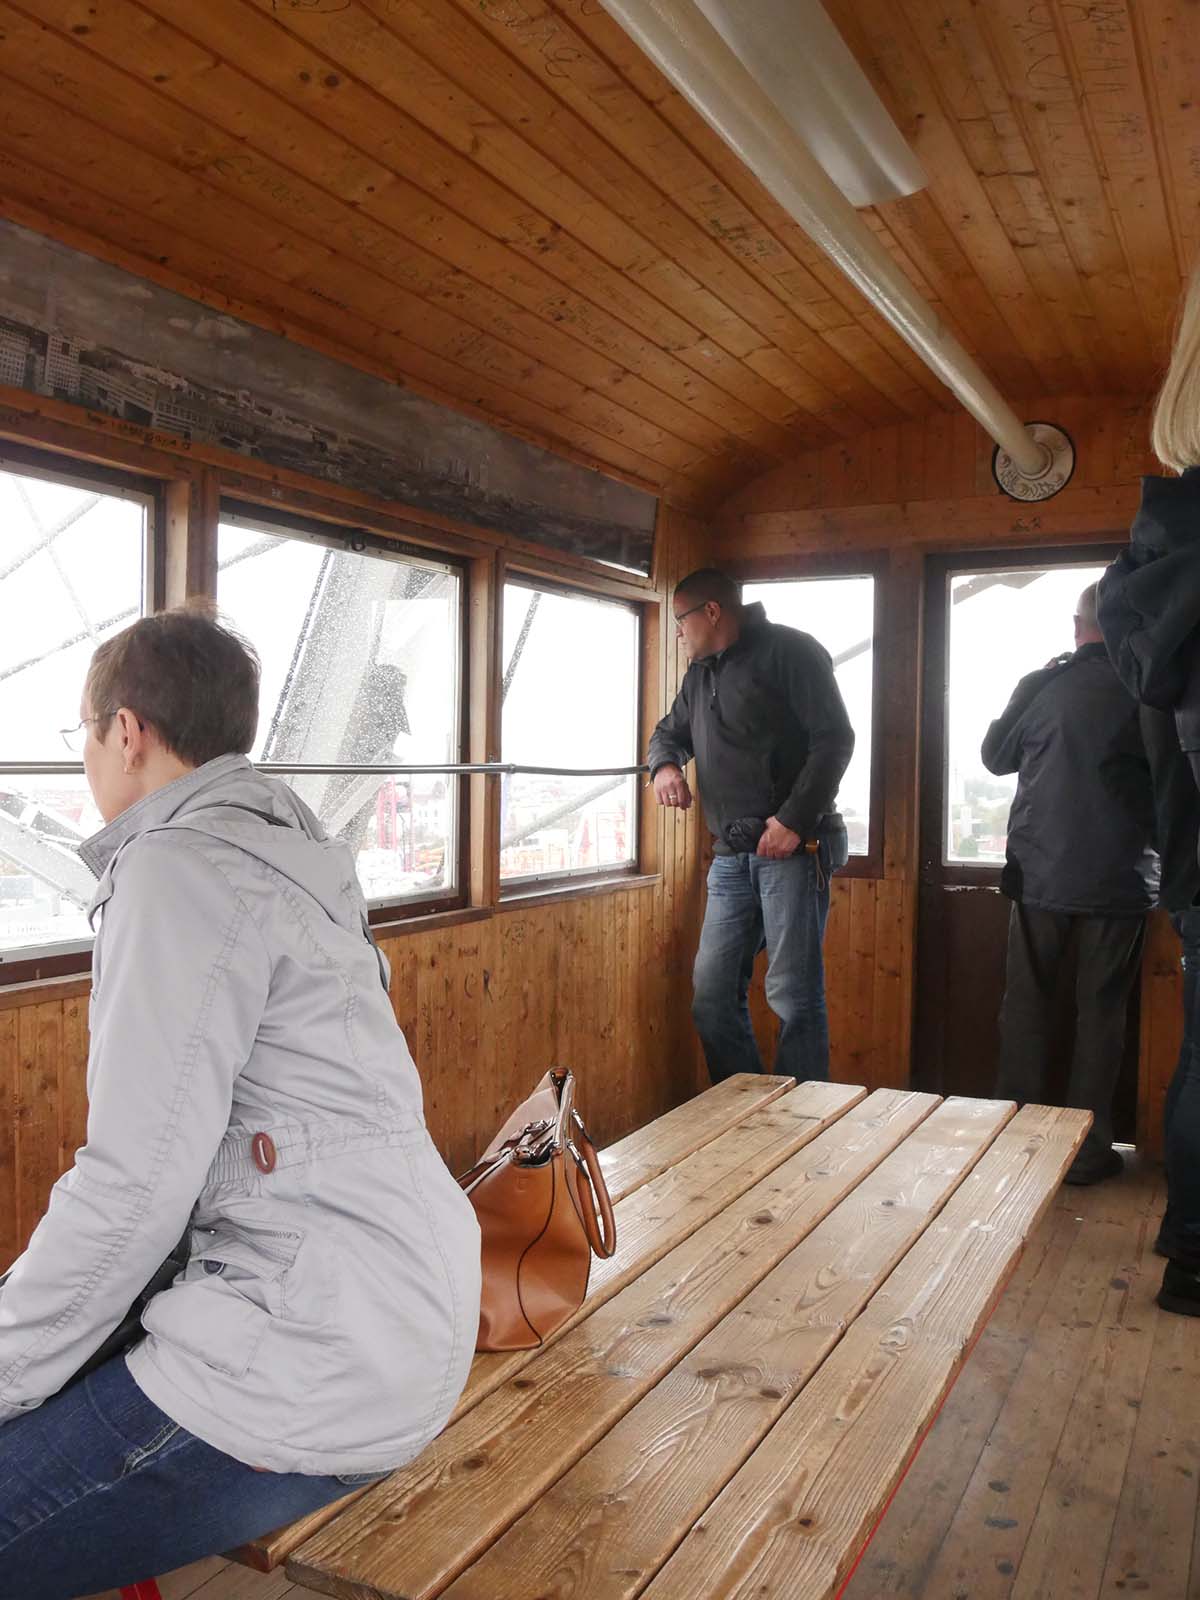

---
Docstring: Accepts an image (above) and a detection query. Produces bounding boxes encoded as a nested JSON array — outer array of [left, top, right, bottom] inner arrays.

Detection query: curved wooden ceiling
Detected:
[[0, 0, 1195, 508]]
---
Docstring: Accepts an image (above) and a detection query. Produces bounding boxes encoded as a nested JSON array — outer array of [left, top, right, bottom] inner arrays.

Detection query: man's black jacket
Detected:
[[1098, 466, 1200, 908], [647, 601, 854, 853], [981, 641, 1156, 915]]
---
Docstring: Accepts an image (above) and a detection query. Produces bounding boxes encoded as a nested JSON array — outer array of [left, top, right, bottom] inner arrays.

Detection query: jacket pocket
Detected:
[[141, 1277, 272, 1380], [142, 1223, 302, 1380]]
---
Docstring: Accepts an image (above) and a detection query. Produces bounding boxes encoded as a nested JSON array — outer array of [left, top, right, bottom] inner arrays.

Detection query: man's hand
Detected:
[[756, 816, 802, 859], [652, 764, 693, 810]]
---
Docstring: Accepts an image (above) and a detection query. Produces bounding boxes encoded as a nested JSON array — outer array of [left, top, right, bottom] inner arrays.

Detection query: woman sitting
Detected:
[[0, 606, 481, 1598]]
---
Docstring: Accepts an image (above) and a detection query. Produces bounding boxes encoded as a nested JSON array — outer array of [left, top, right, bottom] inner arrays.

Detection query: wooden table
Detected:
[[277, 1078, 1088, 1600]]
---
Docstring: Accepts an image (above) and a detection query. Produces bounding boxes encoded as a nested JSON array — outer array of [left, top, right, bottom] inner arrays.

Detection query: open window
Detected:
[[0, 452, 157, 967], [218, 505, 465, 917], [499, 579, 640, 889]]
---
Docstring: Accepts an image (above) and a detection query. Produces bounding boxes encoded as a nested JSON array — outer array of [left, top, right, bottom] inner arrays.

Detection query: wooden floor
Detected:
[[94, 1154, 1198, 1600]]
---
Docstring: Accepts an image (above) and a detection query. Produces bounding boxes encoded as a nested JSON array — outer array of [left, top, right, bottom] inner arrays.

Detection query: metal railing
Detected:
[[0, 761, 650, 778]]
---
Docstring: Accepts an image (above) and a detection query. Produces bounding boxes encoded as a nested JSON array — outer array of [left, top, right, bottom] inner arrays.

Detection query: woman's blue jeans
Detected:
[[691, 829, 847, 1084], [0, 1355, 378, 1599]]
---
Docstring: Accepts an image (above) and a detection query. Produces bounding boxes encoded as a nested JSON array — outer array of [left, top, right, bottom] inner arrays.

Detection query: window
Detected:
[[500, 581, 639, 885], [741, 576, 875, 857], [218, 508, 463, 911], [944, 560, 1110, 864], [0, 459, 154, 960]]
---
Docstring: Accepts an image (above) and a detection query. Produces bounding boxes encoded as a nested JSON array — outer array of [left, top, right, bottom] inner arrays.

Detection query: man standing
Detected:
[[984, 582, 1157, 1184], [648, 569, 854, 1083]]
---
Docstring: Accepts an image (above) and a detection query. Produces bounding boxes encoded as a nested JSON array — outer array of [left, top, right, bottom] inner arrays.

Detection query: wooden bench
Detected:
[[234, 1070, 800, 1572], [277, 1085, 1088, 1600]]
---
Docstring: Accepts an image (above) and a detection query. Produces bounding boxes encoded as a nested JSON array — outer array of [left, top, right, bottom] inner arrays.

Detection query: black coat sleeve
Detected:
[[980, 660, 1067, 775], [773, 635, 855, 837], [1097, 543, 1200, 710], [647, 682, 694, 776]]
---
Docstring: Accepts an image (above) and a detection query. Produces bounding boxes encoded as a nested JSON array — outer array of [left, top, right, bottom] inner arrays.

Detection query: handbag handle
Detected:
[[568, 1113, 617, 1260]]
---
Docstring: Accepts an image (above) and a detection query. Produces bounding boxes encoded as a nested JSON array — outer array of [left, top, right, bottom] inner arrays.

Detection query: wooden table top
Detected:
[[284, 1078, 1089, 1600]]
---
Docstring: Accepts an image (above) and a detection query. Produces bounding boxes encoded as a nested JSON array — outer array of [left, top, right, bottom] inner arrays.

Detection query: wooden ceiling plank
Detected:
[[1137, 0, 1200, 280], [491, 0, 909, 427], [0, 26, 725, 477], [571, 0, 1037, 416], [872, 190, 1040, 397], [0, 166, 696, 504], [971, 0, 1153, 388], [0, 83, 717, 491], [7, 0, 771, 474], [238, 0, 866, 440], [825, 0, 1061, 395], [126, 0, 821, 462], [898, 0, 1111, 392], [382, 0, 907, 427], [1055, 0, 1181, 368]]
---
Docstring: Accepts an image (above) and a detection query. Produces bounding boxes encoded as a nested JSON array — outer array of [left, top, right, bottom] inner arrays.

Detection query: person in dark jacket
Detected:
[[1097, 264, 1200, 1312], [983, 582, 1157, 1185], [1138, 707, 1200, 1257], [647, 568, 854, 1082]]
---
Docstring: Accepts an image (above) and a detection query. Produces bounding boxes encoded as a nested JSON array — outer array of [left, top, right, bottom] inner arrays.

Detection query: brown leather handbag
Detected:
[[458, 1067, 616, 1352]]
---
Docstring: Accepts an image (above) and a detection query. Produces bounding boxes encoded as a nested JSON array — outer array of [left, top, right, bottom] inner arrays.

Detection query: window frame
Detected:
[[218, 499, 472, 925], [0, 445, 163, 983], [921, 542, 1125, 889], [727, 552, 886, 880], [498, 568, 644, 897]]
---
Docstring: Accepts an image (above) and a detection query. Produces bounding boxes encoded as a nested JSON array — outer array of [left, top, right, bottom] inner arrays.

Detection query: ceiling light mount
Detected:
[[991, 422, 1076, 503]]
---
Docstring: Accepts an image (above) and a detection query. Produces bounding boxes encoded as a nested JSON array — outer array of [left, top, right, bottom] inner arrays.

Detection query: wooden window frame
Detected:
[[217, 498, 472, 925], [0, 414, 668, 990], [497, 559, 650, 900], [0, 444, 165, 986], [921, 541, 1126, 891], [725, 551, 887, 881]]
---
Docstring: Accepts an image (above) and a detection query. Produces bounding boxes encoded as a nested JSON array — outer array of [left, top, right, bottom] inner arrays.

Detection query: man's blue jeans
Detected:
[[692, 829, 847, 1084], [0, 1355, 380, 1599]]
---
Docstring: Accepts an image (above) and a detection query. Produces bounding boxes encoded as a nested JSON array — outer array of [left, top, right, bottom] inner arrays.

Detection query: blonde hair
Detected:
[[1152, 267, 1200, 473]]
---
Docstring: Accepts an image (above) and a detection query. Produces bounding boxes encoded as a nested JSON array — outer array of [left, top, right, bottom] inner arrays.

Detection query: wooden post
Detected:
[[468, 551, 502, 910], [162, 468, 219, 607]]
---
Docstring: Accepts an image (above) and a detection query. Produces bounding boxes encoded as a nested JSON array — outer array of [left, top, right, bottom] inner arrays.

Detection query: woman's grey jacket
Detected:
[[0, 755, 481, 1476]]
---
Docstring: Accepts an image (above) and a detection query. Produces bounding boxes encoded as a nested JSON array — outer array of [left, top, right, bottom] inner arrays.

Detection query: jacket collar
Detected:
[[1073, 641, 1110, 664], [79, 752, 253, 880], [697, 600, 768, 665]]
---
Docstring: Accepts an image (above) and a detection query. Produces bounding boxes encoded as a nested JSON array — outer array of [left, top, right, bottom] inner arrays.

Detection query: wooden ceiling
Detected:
[[0, 0, 1196, 509]]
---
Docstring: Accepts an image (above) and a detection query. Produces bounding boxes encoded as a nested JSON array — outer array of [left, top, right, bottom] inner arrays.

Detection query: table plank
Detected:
[[240, 1078, 848, 1573], [288, 1088, 941, 1600], [436, 1097, 1017, 1600], [599, 1074, 797, 1203], [640, 1103, 1090, 1600]]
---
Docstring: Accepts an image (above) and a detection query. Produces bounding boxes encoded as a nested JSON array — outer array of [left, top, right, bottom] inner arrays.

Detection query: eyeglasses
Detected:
[[673, 600, 711, 631], [60, 712, 114, 755]]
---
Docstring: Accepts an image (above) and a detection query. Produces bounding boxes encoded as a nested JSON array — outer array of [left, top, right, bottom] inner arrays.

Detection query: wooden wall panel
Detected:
[[723, 396, 1176, 1154]]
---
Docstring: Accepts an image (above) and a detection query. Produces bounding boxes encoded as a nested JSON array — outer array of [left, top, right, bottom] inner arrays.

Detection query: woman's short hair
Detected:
[[1152, 267, 1200, 474], [86, 604, 260, 767]]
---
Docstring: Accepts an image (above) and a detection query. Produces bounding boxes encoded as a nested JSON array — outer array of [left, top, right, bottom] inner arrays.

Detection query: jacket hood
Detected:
[[79, 754, 358, 931], [1132, 467, 1200, 553]]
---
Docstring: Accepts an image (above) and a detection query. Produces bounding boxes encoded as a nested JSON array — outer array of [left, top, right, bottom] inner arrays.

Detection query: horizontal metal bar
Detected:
[[0, 761, 650, 778]]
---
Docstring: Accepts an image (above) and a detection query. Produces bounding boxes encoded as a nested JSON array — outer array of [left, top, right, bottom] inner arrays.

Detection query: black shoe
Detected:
[[1157, 1260, 1200, 1317], [1063, 1147, 1125, 1186]]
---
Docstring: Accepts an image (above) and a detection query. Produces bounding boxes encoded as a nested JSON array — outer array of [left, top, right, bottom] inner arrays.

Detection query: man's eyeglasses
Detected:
[[60, 712, 114, 755], [673, 600, 710, 631]]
